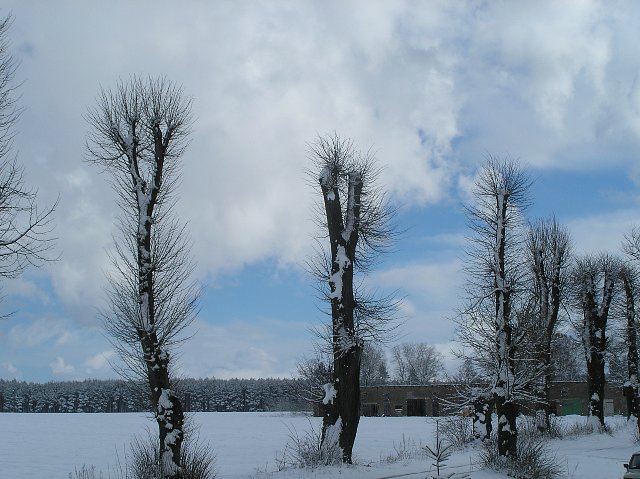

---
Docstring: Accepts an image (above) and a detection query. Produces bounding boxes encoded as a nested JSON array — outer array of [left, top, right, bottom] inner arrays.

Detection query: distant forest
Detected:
[[0, 378, 310, 413]]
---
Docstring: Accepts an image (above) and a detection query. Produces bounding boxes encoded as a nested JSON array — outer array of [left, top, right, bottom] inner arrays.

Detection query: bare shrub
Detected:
[[440, 416, 475, 448], [545, 415, 565, 439], [478, 434, 562, 479], [518, 415, 600, 440], [71, 432, 215, 479], [122, 432, 215, 479], [561, 420, 596, 439], [277, 420, 342, 469], [69, 465, 105, 479], [384, 434, 424, 463]]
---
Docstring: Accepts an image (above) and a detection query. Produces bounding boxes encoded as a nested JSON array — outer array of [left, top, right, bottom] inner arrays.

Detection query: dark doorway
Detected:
[[361, 403, 379, 416], [432, 397, 440, 417], [406, 398, 426, 416]]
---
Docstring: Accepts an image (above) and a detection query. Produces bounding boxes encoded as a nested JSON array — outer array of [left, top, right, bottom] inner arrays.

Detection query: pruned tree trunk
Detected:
[[574, 256, 617, 429], [311, 135, 395, 464], [131, 118, 185, 477], [87, 77, 197, 479], [473, 396, 493, 440], [460, 158, 531, 459], [528, 219, 569, 432], [320, 165, 363, 464], [141, 332, 185, 473], [620, 267, 640, 432], [493, 189, 518, 457]]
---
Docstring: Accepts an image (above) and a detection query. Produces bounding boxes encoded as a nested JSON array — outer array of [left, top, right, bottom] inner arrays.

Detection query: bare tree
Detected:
[[0, 15, 55, 292], [549, 332, 585, 381], [360, 342, 388, 386], [309, 133, 397, 464], [461, 157, 531, 457], [391, 342, 443, 385], [296, 349, 333, 405], [622, 229, 640, 428], [86, 77, 198, 478], [526, 217, 571, 430], [571, 253, 619, 428]]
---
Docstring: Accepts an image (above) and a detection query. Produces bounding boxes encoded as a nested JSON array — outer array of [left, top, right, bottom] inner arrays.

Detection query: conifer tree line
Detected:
[[0, 377, 308, 413]]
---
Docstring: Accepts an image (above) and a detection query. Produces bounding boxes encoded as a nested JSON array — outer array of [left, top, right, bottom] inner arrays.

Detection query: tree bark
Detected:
[[320, 166, 363, 464], [473, 396, 493, 440], [621, 270, 640, 432], [580, 266, 614, 429], [493, 190, 518, 457], [131, 124, 185, 478], [496, 398, 517, 457]]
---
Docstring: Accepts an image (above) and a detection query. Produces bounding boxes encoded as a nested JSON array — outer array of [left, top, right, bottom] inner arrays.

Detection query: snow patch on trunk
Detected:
[[329, 245, 350, 300], [322, 417, 343, 459], [322, 383, 337, 405]]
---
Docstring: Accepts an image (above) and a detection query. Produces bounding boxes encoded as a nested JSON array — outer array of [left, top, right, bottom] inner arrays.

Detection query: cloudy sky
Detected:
[[0, 0, 639, 382]]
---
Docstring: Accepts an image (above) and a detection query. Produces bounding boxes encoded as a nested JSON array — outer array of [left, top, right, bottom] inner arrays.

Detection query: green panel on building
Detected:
[[561, 399, 583, 416]]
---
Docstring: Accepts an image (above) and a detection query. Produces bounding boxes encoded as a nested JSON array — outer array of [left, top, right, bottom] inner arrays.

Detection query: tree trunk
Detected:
[[319, 166, 363, 464], [493, 190, 518, 457], [135, 158, 184, 477], [538, 332, 553, 431], [328, 344, 362, 463], [621, 272, 640, 432], [496, 397, 517, 457], [141, 332, 185, 476], [586, 345, 605, 425], [473, 397, 493, 440], [584, 296, 607, 428]]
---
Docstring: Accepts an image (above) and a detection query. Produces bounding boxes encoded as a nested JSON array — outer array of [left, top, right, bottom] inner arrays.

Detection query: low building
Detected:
[[357, 382, 627, 417]]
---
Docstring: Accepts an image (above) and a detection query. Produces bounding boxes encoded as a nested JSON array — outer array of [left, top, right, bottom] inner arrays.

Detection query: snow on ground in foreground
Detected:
[[0, 412, 637, 478]]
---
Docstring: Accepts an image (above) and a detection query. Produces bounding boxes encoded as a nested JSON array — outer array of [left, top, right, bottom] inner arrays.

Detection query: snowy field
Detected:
[[0, 412, 637, 479]]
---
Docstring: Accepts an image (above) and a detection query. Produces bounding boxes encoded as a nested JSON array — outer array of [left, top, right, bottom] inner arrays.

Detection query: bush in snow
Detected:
[[558, 418, 599, 439], [69, 465, 105, 479], [478, 433, 562, 479], [70, 429, 215, 479], [518, 415, 564, 439], [120, 431, 215, 479], [384, 434, 424, 463], [276, 420, 342, 469], [439, 415, 475, 449]]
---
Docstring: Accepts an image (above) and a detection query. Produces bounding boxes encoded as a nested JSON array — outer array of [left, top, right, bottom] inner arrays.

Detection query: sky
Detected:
[[0, 0, 639, 383]]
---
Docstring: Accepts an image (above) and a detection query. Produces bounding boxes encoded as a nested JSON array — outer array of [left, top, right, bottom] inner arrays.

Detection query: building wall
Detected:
[[357, 382, 627, 417]]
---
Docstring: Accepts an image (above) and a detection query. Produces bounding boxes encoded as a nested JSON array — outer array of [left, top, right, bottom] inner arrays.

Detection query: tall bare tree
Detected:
[[526, 217, 571, 430], [571, 254, 619, 428], [622, 229, 640, 428], [619, 266, 639, 410], [360, 342, 388, 386], [0, 15, 55, 291], [462, 157, 531, 457], [310, 133, 396, 463], [391, 342, 443, 385], [549, 332, 585, 381], [296, 349, 333, 405], [86, 77, 198, 478]]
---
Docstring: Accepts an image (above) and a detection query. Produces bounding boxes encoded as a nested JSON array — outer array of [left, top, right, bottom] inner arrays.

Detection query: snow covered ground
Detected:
[[0, 412, 637, 478]]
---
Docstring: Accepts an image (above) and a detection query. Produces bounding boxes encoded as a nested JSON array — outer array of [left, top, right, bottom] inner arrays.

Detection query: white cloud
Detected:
[[0, 361, 19, 379], [0, 277, 51, 305], [49, 356, 75, 375], [84, 350, 115, 373], [8, 318, 73, 348], [2, 1, 640, 381], [567, 209, 638, 255], [474, 1, 610, 130], [371, 259, 463, 308], [177, 318, 311, 379]]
